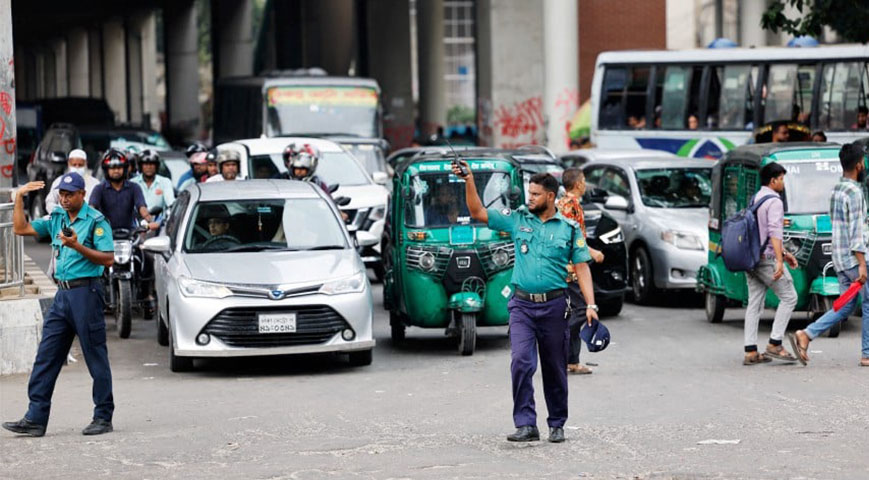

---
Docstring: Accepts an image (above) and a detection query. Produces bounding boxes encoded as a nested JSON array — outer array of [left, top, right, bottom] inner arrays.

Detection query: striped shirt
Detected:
[[829, 177, 869, 272]]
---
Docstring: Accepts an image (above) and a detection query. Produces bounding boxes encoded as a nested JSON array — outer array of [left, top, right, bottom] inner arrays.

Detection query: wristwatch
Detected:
[[587, 304, 599, 312]]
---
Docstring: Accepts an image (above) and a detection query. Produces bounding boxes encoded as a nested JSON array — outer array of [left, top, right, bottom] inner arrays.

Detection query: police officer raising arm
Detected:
[[4, 173, 116, 437], [453, 160, 597, 444]]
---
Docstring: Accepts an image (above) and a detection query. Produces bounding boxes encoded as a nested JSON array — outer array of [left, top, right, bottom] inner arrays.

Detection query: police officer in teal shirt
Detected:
[[454, 161, 598, 444], [4, 173, 116, 438]]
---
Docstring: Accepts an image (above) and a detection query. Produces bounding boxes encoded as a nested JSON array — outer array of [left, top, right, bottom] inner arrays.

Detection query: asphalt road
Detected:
[[1, 241, 868, 479]]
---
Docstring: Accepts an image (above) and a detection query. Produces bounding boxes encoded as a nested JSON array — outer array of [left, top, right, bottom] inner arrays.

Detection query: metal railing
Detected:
[[0, 202, 25, 296]]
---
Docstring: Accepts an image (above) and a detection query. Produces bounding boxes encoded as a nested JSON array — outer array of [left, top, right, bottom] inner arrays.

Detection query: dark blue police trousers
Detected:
[[26, 280, 114, 426], [507, 295, 569, 428]]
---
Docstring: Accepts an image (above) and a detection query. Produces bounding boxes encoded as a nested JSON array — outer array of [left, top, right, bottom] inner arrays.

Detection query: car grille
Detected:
[[202, 305, 350, 348]]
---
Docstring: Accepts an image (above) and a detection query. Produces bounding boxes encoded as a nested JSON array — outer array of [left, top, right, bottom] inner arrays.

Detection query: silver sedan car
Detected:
[[583, 156, 712, 304], [143, 180, 376, 372]]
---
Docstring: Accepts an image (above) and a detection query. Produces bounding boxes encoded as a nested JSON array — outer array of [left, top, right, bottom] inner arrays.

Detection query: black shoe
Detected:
[[548, 427, 565, 443], [506, 425, 540, 442], [82, 418, 113, 436], [2, 418, 46, 437]]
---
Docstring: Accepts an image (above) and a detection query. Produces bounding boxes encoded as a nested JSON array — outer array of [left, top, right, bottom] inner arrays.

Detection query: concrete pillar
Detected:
[[212, 0, 254, 78], [543, 0, 578, 153], [0, 0, 15, 190], [368, 0, 414, 149], [164, 0, 201, 141], [102, 19, 127, 123], [666, 0, 697, 49], [476, 0, 544, 148], [127, 16, 144, 126], [306, 0, 356, 75], [739, 0, 766, 47], [52, 38, 67, 97], [88, 28, 103, 97], [138, 12, 159, 131], [67, 29, 89, 96], [417, 0, 446, 137]]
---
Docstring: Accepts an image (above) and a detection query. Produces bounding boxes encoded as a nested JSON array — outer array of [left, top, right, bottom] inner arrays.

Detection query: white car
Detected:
[[216, 137, 389, 278], [143, 180, 376, 372]]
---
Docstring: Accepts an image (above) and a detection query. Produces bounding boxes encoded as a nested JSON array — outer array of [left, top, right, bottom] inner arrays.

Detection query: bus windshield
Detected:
[[265, 86, 379, 138], [781, 159, 844, 214]]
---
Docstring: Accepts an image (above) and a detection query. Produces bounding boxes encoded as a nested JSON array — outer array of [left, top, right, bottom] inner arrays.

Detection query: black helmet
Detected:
[[185, 142, 208, 158], [140, 149, 160, 165], [101, 148, 129, 175]]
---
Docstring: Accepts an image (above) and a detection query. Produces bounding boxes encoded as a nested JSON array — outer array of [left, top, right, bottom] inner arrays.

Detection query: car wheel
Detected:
[[348, 349, 373, 366], [169, 331, 194, 372], [157, 310, 169, 347], [599, 295, 624, 318], [705, 292, 726, 324], [372, 263, 385, 283], [458, 312, 476, 356], [631, 247, 656, 304], [389, 311, 406, 343]]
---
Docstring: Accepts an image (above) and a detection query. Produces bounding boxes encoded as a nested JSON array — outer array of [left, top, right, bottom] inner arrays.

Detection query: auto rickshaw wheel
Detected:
[[705, 292, 726, 323], [811, 296, 840, 337], [827, 322, 841, 338], [389, 311, 406, 343], [458, 313, 476, 356]]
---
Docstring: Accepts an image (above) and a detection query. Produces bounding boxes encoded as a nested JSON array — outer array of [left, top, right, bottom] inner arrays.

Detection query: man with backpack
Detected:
[[742, 162, 799, 365]]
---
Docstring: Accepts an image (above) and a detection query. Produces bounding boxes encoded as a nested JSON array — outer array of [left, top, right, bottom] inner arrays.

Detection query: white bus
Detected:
[[590, 46, 869, 158]]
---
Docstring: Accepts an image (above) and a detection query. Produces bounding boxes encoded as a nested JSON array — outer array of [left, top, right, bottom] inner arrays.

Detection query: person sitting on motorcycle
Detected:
[[278, 143, 330, 193], [123, 146, 141, 179], [176, 142, 209, 191], [205, 148, 219, 179], [45, 149, 100, 213], [131, 150, 175, 213], [89, 149, 160, 232], [205, 150, 242, 182]]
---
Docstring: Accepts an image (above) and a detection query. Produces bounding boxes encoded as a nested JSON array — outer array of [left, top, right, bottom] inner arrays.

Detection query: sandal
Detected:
[[567, 364, 593, 375], [765, 345, 798, 363], [743, 353, 772, 366], [788, 332, 809, 365], [860, 358, 869, 367]]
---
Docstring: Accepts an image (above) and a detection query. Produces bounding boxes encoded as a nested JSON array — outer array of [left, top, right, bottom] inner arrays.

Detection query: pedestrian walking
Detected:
[[790, 143, 869, 367], [743, 162, 799, 365], [454, 161, 597, 443], [557, 168, 604, 375], [3, 173, 116, 437]]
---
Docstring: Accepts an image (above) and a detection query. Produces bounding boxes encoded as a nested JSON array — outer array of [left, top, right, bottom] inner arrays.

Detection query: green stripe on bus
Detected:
[[719, 137, 736, 150], [676, 139, 699, 157]]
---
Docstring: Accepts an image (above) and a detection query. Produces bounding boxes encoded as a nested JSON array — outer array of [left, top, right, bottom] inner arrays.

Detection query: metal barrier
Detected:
[[0, 202, 25, 296]]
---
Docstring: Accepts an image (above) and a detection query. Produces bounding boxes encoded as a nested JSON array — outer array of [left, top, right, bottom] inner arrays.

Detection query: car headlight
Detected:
[[319, 272, 367, 295], [661, 230, 704, 250], [599, 226, 624, 245], [178, 276, 233, 298], [492, 248, 510, 267], [113, 240, 132, 264], [419, 251, 436, 271]]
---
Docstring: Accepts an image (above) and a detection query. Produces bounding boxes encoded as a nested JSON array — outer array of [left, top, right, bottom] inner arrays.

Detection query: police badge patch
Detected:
[[95, 227, 104, 236], [501, 208, 511, 215], [576, 237, 586, 248], [520, 242, 529, 254]]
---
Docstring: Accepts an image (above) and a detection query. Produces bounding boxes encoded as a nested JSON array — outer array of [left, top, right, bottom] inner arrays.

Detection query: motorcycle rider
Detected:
[[45, 149, 100, 213], [205, 148, 219, 179], [130, 150, 175, 213], [176, 142, 209, 191], [205, 150, 242, 182], [89, 149, 159, 232], [278, 143, 329, 193]]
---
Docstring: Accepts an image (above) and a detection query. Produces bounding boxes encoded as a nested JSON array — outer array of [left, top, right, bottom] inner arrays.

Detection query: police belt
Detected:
[[514, 288, 565, 303], [56, 277, 100, 290]]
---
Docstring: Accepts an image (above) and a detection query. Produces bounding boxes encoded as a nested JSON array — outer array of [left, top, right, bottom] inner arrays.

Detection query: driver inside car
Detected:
[[197, 204, 240, 249]]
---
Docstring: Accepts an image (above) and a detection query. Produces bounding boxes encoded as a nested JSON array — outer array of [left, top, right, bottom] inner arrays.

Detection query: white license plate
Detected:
[[258, 313, 297, 334]]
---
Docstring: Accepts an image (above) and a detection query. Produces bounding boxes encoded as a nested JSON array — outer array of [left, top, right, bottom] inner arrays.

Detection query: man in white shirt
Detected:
[[45, 149, 100, 213], [205, 150, 242, 182]]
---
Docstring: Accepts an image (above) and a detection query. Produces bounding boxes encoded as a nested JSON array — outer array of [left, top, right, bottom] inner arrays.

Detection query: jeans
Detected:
[[805, 265, 869, 357]]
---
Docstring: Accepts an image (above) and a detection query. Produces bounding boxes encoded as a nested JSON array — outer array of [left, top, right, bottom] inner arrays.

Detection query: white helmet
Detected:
[[284, 143, 320, 181]]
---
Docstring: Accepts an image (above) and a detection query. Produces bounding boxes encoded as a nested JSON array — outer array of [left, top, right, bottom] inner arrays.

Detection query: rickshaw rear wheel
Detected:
[[705, 292, 726, 323], [389, 311, 406, 342], [458, 313, 476, 356]]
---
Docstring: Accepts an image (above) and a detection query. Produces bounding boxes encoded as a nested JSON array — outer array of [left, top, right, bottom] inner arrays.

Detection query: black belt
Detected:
[[56, 277, 99, 290], [514, 288, 565, 303]]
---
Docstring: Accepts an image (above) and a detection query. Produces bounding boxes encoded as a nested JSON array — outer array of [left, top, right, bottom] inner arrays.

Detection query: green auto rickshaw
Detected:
[[381, 150, 525, 355], [697, 142, 849, 337]]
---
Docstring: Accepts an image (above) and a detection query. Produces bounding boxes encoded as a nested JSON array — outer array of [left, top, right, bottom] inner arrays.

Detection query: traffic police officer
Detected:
[[3, 173, 116, 437], [454, 161, 598, 444]]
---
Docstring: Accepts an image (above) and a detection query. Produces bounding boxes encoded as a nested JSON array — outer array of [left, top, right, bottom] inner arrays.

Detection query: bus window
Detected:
[[819, 62, 869, 131], [795, 65, 815, 125], [706, 67, 723, 129], [764, 64, 798, 123], [718, 65, 755, 130], [599, 67, 627, 129], [626, 67, 650, 129], [660, 66, 702, 129]]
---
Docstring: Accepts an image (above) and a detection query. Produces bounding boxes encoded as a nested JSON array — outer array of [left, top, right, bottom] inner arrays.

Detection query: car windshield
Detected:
[[265, 86, 379, 138], [405, 171, 512, 227], [635, 167, 712, 208], [184, 198, 347, 253], [249, 151, 371, 186], [345, 144, 386, 175], [781, 159, 843, 214], [110, 131, 171, 151]]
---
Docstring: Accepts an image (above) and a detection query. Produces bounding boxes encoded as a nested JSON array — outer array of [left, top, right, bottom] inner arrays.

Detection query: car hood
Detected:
[[183, 249, 361, 286], [334, 184, 388, 209], [644, 207, 709, 240]]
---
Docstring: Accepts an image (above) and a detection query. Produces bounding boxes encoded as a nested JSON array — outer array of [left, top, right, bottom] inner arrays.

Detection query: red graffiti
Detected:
[[554, 88, 579, 122], [0, 92, 10, 116], [494, 97, 544, 140], [4, 137, 16, 155], [1, 164, 12, 178]]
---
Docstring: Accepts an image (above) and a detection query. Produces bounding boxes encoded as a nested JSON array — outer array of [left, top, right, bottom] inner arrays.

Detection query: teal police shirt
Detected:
[[32, 202, 114, 281], [487, 206, 591, 293]]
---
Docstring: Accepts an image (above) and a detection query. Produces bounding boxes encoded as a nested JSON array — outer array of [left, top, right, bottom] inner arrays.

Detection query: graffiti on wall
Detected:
[[493, 96, 544, 149], [0, 57, 15, 182]]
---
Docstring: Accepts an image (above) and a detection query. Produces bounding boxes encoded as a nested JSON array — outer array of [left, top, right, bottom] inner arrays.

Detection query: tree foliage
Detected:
[[762, 0, 869, 44]]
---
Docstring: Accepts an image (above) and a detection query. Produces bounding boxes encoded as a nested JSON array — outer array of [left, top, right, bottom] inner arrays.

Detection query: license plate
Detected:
[[258, 313, 297, 334]]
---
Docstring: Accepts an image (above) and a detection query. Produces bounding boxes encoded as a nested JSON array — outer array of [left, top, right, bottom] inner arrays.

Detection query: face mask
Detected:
[[69, 166, 87, 177]]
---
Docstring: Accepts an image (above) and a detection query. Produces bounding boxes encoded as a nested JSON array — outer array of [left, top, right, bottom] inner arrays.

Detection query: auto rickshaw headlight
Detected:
[[784, 237, 802, 255], [492, 248, 510, 267], [419, 251, 436, 271]]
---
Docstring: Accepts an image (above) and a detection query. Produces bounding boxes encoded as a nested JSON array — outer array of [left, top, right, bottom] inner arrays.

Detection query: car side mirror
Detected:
[[356, 231, 379, 248], [328, 183, 340, 194], [509, 185, 522, 203], [588, 187, 609, 203], [603, 195, 630, 211], [50, 151, 66, 163], [141, 236, 171, 253], [372, 171, 389, 185], [334, 196, 351, 207]]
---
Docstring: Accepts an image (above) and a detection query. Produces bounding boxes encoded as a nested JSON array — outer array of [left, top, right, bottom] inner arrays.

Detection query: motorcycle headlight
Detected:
[[599, 226, 624, 245], [178, 277, 233, 299], [419, 251, 436, 271], [113, 240, 132, 264], [661, 230, 704, 251], [319, 272, 367, 295], [492, 248, 510, 267]]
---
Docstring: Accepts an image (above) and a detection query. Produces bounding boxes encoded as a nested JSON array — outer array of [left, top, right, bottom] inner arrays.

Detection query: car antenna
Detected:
[[444, 138, 469, 176]]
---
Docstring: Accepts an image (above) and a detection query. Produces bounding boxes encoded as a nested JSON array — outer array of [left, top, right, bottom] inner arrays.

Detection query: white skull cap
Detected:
[[68, 149, 87, 160]]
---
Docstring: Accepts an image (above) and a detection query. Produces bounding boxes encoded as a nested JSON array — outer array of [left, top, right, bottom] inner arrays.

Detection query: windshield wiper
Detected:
[[222, 245, 299, 253], [303, 245, 346, 251]]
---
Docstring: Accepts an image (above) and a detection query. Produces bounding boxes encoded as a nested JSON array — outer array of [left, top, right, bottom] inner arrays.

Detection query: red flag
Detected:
[[833, 281, 864, 312]]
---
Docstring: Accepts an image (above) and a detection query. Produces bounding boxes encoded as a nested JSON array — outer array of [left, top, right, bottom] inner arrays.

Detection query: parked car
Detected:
[[142, 180, 377, 372], [215, 137, 390, 278], [560, 148, 676, 170], [26, 123, 82, 218], [513, 150, 628, 316], [583, 155, 712, 304]]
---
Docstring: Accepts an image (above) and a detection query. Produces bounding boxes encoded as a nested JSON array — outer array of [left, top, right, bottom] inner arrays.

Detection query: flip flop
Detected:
[[860, 358, 869, 367], [765, 346, 798, 363], [788, 333, 809, 366], [743, 353, 772, 365]]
